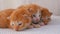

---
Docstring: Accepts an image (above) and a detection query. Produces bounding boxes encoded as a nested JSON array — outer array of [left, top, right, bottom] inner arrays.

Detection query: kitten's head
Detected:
[[31, 9, 41, 23], [27, 4, 42, 23], [10, 14, 31, 31], [41, 8, 52, 25], [10, 8, 32, 31]]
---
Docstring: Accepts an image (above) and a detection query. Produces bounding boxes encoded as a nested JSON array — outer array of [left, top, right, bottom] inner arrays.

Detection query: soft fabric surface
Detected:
[[0, 16, 60, 34]]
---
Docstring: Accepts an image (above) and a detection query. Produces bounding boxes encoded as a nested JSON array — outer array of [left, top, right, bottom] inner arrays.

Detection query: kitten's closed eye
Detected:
[[33, 15, 36, 17], [18, 23, 22, 25], [17, 21, 22, 26]]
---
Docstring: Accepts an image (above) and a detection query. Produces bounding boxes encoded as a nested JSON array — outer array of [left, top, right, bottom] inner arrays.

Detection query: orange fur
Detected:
[[0, 9, 15, 17], [41, 8, 52, 25], [18, 4, 42, 15], [0, 4, 52, 30], [17, 4, 42, 28], [10, 8, 32, 31], [0, 9, 14, 28], [18, 4, 52, 25]]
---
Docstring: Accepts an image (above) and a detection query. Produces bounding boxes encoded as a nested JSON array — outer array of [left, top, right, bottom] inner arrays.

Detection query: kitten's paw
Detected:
[[39, 22, 45, 26], [33, 24, 40, 28]]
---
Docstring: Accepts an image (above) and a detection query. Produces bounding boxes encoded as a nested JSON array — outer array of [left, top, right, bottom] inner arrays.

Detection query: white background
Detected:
[[0, 0, 59, 16]]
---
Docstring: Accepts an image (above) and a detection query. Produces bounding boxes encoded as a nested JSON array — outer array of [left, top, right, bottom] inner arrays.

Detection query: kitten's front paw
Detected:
[[39, 22, 45, 26], [33, 24, 40, 28]]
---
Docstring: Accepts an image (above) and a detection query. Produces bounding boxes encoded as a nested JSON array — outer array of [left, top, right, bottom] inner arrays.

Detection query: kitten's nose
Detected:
[[14, 26, 19, 31], [36, 18, 39, 21]]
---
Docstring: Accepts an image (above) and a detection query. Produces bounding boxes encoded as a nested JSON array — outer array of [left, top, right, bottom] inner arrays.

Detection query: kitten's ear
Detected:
[[27, 8, 32, 12]]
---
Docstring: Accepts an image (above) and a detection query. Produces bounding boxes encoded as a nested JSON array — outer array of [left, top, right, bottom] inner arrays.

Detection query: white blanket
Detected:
[[0, 16, 60, 34]]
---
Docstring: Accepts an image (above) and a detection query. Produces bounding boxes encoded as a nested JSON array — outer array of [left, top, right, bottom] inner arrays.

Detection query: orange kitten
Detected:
[[0, 9, 14, 28], [10, 8, 32, 31], [40, 8, 52, 25], [17, 4, 42, 28]]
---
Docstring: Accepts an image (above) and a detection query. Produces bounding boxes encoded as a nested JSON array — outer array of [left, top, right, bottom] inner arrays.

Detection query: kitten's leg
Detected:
[[32, 24, 40, 28], [39, 22, 45, 26]]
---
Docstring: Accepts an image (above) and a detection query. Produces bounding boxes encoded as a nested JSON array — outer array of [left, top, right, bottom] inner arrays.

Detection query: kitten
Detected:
[[40, 8, 52, 25], [10, 8, 32, 31], [0, 9, 14, 28], [17, 4, 42, 28]]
